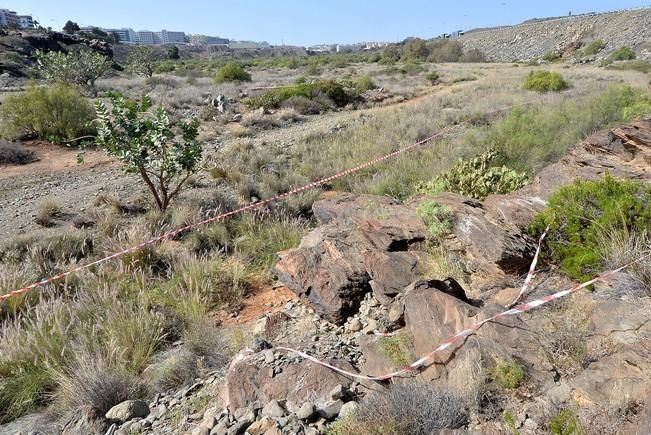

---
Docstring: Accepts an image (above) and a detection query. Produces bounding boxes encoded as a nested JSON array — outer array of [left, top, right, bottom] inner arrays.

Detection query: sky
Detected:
[[10, 1, 648, 46]]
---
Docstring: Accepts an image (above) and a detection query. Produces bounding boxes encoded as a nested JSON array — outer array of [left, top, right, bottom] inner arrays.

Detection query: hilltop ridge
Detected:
[[460, 8, 651, 61]]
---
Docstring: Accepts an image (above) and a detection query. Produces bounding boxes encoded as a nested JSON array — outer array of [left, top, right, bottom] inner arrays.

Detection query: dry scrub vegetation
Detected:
[[0, 46, 650, 428]]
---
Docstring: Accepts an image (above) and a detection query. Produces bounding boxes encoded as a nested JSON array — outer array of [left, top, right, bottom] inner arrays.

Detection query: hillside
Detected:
[[460, 8, 651, 61]]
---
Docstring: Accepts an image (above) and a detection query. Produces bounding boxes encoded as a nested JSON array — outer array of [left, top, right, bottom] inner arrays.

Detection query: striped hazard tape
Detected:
[[0, 129, 451, 303], [277, 253, 651, 381], [0, 98, 539, 304]]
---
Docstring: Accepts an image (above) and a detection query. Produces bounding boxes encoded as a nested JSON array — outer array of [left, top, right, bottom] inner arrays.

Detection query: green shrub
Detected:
[[542, 51, 562, 62], [215, 62, 251, 84], [608, 46, 636, 62], [399, 63, 426, 75], [605, 60, 651, 74], [581, 39, 605, 56], [246, 80, 349, 110], [416, 200, 453, 240], [479, 85, 651, 172], [0, 84, 95, 143], [379, 335, 413, 368], [492, 359, 525, 389], [281, 95, 322, 115], [305, 64, 320, 76], [522, 70, 570, 92], [549, 409, 584, 435], [355, 75, 377, 93], [426, 70, 440, 84], [417, 150, 528, 200], [529, 175, 651, 281], [503, 410, 520, 435]]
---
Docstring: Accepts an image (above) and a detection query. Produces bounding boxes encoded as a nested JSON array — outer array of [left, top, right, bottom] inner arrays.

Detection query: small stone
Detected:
[[247, 416, 276, 435], [210, 421, 228, 435], [263, 349, 275, 364], [105, 400, 150, 423], [192, 425, 211, 435], [202, 414, 217, 430], [296, 402, 315, 420], [261, 400, 285, 418], [388, 301, 404, 325], [233, 407, 255, 425], [316, 400, 343, 420], [227, 420, 250, 435], [346, 318, 363, 333], [361, 318, 378, 334], [329, 384, 346, 401], [339, 401, 359, 419], [251, 337, 272, 352]]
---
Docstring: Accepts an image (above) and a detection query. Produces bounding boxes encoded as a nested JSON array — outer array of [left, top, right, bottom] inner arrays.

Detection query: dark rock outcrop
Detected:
[[274, 193, 427, 324]]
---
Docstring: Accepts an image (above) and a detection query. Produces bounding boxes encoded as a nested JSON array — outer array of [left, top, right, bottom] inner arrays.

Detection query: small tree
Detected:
[[127, 46, 157, 78], [62, 20, 80, 34], [94, 93, 202, 211], [35, 48, 112, 96], [167, 45, 180, 60]]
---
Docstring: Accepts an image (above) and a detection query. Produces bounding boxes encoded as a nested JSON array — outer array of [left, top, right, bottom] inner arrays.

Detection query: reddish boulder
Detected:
[[275, 193, 427, 324], [222, 351, 355, 410]]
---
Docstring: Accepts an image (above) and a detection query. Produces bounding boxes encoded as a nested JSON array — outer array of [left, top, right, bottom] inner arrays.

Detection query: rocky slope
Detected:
[[4, 119, 651, 435], [460, 8, 651, 61], [0, 29, 113, 82]]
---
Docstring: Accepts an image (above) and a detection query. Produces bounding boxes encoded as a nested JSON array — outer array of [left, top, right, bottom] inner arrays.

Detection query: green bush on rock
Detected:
[[529, 174, 651, 281]]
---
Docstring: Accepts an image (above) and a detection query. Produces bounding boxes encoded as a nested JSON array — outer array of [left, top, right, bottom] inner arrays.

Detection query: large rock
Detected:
[[362, 251, 423, 305], [275, 193, 426, 323], [430, 192, 537, 281], [572, 341, 651, 406], [359, 279, 549, 390], [105, 400, 150, 423], [525, 119, 651, 201], [222, 351, 355, 409]]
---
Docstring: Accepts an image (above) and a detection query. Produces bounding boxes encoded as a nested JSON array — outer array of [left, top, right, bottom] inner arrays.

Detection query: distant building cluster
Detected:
[[189, 34, 229, 46], [76, 26, 271, 49], [0, 8, 35, 29], [308, 42, 389, 53], [79, 27, 187, 44]]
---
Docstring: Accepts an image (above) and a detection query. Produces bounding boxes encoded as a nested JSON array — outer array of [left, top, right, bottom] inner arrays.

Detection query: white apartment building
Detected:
[[110, 28, 137, 43], [158, 30, 186, 44], [18, 15, 34, 28], [0, 9, 19, 28], [135, 30, 157, 44], [0, 9, 34, 28]]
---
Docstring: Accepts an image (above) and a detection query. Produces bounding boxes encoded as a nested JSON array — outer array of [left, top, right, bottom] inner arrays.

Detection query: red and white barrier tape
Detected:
[[0, 129, 450, 303], [0, 98, 540, 304], [509, 226, 548, 307], [277, 253, 651, 381]]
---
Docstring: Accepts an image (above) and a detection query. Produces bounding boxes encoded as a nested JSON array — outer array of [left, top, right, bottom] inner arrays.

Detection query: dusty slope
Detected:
[[460, 8, 651, 61]]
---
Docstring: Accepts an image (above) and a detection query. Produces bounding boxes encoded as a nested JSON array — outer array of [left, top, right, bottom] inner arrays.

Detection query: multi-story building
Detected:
[[109, 28, 137, 43], [18, 15, 34, 29], [189, 34, 229, 45], [136, 30, 157, 44], [158, 30, 186, 44], [0, 9, 19, 28]]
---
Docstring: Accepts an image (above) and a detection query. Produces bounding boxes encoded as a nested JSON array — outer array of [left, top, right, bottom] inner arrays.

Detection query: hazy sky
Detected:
[[11, 1, 647, 45]]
